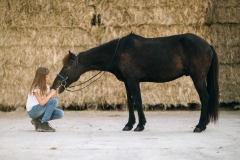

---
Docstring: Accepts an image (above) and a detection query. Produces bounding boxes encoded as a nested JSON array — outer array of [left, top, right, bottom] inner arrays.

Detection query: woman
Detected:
[[26, 67, 64, 132]]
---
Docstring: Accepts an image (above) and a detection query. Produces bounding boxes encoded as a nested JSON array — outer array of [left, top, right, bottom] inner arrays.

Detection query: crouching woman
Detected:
[[26, 67, 64, 132]]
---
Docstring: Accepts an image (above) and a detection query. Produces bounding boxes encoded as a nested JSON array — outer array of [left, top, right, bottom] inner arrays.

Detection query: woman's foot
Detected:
[[31, 119, 41, 131], [37, 122, 56, 132]]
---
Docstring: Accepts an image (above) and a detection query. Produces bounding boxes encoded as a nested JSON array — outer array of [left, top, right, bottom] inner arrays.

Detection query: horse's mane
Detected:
[[61, 33, 134, 65]]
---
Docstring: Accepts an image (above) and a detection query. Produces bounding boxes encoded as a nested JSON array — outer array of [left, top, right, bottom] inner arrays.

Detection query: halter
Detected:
[[56, 38, 121, 92], [57, 54, 78, 90]]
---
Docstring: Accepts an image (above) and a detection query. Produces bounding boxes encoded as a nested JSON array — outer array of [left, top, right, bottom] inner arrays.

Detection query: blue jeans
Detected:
[[27, 98, 64, 123]]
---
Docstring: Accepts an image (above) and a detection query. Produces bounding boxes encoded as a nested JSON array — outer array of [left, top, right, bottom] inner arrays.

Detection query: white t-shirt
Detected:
[[26, 85, 50, 111]]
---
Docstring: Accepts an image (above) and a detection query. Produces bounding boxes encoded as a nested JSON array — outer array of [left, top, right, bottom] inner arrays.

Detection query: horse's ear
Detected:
[[63, 51, 75, 65], [68, 50, 76, 59], [69, 50, 74, 55]]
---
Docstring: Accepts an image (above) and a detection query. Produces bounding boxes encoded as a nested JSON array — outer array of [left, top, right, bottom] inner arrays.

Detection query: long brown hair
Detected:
[[30, 67, 50, 96]]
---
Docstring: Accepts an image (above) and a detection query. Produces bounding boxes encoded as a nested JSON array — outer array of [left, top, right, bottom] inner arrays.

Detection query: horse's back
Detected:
[[117, 33, 213, 82], [122, 33, 211, 54]]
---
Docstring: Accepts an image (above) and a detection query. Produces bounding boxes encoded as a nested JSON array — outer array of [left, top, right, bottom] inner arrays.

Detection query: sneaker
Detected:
[[31, 119, 41, 131], [37, 122, 56, 132]]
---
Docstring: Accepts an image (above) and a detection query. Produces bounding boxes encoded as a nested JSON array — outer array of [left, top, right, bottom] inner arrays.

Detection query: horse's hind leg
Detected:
[[122, 83, 136, 131], [192, 78, 209, 132]]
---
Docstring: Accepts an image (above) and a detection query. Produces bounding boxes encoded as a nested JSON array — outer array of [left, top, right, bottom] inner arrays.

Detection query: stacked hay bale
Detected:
[[0, 0, 239, 111], [208, 0, 240, 103], [0, 0, 96, 110]]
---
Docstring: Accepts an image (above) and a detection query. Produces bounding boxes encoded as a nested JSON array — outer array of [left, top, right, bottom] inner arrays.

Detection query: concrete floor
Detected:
[[0, 110, 239, 160]]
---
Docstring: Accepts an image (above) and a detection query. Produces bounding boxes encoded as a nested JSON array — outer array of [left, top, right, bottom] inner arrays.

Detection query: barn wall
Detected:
[[208, 0, 240, 103], [0, 0, 239, 111]]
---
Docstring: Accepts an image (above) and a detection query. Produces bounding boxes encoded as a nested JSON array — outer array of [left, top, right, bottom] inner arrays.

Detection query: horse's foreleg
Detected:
[[122, 83, 136, 131], [126, 81, 146, 132], [193, 80, 209, 132]]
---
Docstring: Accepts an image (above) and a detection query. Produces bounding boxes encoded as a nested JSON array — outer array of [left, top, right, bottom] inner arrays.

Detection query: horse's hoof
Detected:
[[202, 126, 207, 131], [193, 127, 202, 133], [122, 126, 133, 131], [134, 126, 144, 132]]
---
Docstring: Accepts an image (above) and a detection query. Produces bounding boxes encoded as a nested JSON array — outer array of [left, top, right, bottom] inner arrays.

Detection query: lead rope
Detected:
[[65, 38, 121, 92], [67, 70, 102, 88]]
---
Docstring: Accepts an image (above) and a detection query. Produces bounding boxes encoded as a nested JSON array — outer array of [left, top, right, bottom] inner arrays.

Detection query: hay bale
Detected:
[[210, 24, 240, 48], [210, 24, 240, 64], [208, 0, 240, 23], [209, 0, 240, 104], [219, 64, 240, 103], [99, 0, 208, 27], [0, 0, 239, 111]]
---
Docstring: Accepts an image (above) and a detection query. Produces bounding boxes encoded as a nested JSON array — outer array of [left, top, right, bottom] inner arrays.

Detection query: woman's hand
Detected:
[[49, 89, 56, 96], [50, 89, 58, 98]]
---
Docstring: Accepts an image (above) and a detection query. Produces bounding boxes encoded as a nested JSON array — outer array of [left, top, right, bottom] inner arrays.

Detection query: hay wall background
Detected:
[[208, 0, 240, 103], [0, 0, 239, 111]]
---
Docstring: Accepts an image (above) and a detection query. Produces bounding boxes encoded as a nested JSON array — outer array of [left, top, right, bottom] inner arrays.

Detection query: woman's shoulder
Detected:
[[32, 86, 40, 93]]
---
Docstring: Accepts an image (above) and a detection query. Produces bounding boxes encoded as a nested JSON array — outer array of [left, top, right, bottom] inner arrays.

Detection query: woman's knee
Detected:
[[59, 110, 64, 118], [52, 109, 64, 120], [48, 98, 58, 106]]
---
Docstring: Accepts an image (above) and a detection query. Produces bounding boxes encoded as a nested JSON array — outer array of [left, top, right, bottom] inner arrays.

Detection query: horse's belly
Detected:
[[140, 69, 187, 83]]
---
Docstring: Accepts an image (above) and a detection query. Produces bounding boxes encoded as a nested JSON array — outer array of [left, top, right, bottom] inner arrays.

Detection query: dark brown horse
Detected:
[[51, 33, 219, 132]]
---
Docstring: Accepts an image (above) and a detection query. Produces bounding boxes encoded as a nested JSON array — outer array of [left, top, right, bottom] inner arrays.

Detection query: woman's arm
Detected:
[[34, 89, 57, 106]]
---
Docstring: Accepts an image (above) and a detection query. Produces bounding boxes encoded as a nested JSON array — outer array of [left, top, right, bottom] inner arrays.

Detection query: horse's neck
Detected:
[[81, 46, 113, 71]]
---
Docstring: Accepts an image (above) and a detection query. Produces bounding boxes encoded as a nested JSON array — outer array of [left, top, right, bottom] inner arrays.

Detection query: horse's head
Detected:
[[51, 51, 81, 94]]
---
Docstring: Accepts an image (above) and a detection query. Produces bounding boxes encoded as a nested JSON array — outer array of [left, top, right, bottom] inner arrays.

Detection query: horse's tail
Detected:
[[207, 45, 220, 123]]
